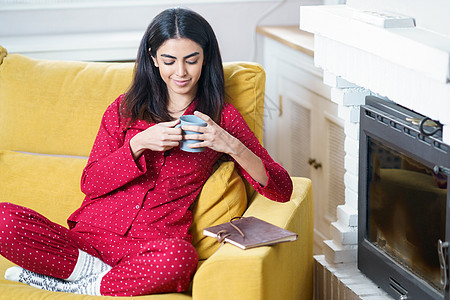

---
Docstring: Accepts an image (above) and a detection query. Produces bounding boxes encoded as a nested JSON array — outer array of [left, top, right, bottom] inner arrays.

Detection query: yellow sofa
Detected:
[[0, 46, 313, 300]]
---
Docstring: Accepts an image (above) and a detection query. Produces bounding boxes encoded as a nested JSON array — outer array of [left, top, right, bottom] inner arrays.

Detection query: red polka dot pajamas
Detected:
[[0, 95, 293, 296]]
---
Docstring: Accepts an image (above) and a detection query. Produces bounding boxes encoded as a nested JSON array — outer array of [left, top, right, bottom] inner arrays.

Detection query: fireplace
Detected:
[[358, 96, 450, 299], [299, 2, 450, 298]]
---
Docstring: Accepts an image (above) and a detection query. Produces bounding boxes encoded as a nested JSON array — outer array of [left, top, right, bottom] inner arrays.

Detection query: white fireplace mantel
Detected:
[[300, 4, 450, 144], [300, 5, 450, 83]]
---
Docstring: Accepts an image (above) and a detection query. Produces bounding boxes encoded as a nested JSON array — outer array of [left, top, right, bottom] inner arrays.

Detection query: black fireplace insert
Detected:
[[358, 96, 450, 300]]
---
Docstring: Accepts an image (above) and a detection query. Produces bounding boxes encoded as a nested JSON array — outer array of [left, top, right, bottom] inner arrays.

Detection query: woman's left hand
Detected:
[[182, 111, 240, 155]]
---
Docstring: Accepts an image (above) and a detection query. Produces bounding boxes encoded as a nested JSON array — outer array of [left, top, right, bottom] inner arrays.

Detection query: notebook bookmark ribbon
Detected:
[[230, 216, 245, 239], [215, 216, 245, 243]]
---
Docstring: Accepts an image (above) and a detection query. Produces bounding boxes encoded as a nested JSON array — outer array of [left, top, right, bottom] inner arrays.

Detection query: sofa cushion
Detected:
[[190, 161, 247, 260], [223, 62, 265, 145], [0, 53, 134, 157], [0, 150, 87, 226]]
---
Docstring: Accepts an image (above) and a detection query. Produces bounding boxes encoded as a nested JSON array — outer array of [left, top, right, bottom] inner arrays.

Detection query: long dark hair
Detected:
[[121, 7, 224, 124]]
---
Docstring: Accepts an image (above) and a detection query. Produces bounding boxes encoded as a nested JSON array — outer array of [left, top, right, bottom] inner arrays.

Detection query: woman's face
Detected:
[[151, 38, 204, 102]]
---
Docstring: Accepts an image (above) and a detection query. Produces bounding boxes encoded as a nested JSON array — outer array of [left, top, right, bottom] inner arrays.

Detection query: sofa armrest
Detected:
[[192, 177, 313, 300]]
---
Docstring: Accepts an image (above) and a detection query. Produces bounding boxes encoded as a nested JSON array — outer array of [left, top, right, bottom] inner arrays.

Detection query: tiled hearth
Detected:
[[300, 3, 450, 300]]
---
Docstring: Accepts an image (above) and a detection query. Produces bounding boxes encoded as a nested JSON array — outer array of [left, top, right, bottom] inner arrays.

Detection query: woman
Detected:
[[0, 7, 292, 297]]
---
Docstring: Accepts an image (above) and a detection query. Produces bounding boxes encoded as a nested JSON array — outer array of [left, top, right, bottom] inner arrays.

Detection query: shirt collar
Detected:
[[183, 98, 198, 116]]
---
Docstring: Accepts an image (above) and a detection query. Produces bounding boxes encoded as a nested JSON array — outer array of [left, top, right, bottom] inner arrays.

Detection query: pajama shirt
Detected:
[[0, 95, 293, 296]]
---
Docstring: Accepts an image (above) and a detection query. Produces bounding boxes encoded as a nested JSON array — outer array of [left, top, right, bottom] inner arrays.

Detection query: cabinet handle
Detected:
[[308, 158, 322, 169], [278, 95, 283, 117]]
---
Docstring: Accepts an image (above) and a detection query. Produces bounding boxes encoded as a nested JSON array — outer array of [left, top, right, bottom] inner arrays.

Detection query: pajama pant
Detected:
[[0, 202, 198, 296]]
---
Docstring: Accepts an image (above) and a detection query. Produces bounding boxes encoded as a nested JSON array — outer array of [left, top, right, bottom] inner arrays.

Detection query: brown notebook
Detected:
[[203, 216, 298, 250]]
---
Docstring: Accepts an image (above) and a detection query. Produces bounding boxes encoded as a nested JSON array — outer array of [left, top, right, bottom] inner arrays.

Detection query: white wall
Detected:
[[0, 0, 323, 62]]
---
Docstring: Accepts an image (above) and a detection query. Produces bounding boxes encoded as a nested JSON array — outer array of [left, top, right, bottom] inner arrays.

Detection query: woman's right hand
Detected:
[[129, 119, 182, 159]]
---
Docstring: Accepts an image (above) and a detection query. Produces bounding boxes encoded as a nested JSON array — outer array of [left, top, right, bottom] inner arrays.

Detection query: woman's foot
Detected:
[[5, 265, 108, 295]]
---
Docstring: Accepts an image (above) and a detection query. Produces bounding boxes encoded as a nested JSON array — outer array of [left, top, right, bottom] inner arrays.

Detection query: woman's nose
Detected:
[[176, 62, 187, 76]]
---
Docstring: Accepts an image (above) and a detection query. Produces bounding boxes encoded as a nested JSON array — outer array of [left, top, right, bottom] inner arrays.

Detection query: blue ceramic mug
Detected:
[[176, 115, 207, 152]]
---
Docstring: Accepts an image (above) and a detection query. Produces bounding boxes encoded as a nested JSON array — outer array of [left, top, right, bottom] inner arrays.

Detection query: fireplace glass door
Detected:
[[367, 136, 447, 293], [359, 96, 450, 300]]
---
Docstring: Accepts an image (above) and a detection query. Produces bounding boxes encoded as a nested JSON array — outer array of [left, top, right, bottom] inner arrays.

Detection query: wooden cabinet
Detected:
[[257, 27, 346, 253]]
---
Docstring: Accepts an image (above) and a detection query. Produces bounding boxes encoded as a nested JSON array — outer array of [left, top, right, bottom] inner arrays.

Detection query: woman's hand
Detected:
[[181, 111, 239, 155], [183, 111, 269, 186], [130, 119, 182, 159]]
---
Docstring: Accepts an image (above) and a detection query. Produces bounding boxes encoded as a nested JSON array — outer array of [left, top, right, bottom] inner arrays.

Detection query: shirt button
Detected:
[[135, 205, 140, 210]]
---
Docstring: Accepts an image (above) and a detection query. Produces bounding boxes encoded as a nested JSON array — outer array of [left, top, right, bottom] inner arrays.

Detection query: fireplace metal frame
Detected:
[[358, 96, 450, 300]]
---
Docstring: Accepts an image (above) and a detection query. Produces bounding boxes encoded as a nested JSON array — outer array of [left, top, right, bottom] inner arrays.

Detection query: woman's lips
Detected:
[[173, 79, 190, 87]]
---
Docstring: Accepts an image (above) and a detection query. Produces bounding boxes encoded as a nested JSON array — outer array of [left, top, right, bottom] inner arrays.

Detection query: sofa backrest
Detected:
[[0, 46, 265, 157]]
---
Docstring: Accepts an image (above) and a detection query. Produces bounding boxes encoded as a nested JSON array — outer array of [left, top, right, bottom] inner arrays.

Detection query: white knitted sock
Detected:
[[5, 266, 108, 296], [66, 249, 111, 281]]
